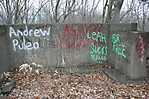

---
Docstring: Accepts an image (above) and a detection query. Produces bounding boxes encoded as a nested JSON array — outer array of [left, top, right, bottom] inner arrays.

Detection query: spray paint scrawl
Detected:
[[12, 37, 39, 51], [9, 26, 50, 51]]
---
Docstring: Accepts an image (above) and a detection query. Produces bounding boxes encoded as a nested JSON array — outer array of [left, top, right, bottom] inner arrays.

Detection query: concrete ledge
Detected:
[[103, 68, 149, 84]]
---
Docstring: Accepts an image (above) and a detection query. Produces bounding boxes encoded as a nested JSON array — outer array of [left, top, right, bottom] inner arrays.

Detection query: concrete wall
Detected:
[[0, 26, 10, 75], [108, 32, 148, 79], [0, 23, 148, 79]]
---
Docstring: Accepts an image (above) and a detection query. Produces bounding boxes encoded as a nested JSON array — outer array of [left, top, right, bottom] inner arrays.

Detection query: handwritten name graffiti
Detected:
[[111, 34, 126, 58], [87, 32, 127, 63], [87, 32, 107, 63], [9, 26, 50, 51], [136, 35, 145, 62]]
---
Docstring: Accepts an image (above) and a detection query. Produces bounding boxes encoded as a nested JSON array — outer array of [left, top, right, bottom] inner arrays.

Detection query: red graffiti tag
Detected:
[[60, 24, 104, 48], [136, 35, 145, 62]]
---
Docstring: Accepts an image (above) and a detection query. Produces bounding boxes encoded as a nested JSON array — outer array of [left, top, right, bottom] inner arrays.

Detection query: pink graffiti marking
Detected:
[[59, 24, 104, 48], [136, 35, 145, 62]]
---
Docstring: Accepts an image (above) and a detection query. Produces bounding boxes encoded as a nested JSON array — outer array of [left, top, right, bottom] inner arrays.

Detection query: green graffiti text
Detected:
[[87, 32, 106, 43], [87, 32, 127, 63], [89, 44, 108, 63], [111, 33, 126, 58]]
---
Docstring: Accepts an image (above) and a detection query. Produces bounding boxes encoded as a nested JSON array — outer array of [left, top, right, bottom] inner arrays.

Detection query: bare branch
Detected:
[[92, 0, 101, 16], [54, 0, 61, 22], [102, 0, 108, 23], [31, 0, 49, 23]]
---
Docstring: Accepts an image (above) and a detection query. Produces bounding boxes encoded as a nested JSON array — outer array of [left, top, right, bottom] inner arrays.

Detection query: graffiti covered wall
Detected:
[[0, 23, 148, 79]]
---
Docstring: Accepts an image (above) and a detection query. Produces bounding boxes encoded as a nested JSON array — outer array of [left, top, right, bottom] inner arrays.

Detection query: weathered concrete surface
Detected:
[[108, 32, 148, 80], [0, 26, 10, 75], [127, 34, 145, 79], [0, 23, 148, 81], [0, 25, 25, 77], [127, 33, 148, 79]]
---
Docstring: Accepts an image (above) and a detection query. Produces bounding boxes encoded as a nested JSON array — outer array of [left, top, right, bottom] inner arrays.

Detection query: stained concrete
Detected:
[[0, 23, 148, 81]]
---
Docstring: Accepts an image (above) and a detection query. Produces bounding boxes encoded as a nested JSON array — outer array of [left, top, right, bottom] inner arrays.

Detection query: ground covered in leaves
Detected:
[[7, 70, 149, 99]]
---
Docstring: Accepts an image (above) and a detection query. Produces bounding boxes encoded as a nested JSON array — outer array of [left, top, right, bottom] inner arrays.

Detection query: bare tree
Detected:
[[30, 0, 49, 23], [0, 0, 49, 24], [48, 0, 80, 23], [120, 0, 134, 22], [102, 0, 124, 24], [139, 0, 149, 31], [121, 0, 149, 31], [111, 0, 124, 23], [0, 0, 33, 24]]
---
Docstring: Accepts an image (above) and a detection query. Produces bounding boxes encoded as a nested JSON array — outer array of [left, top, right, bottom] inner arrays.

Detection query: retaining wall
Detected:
[[0, 23, 148, 79]]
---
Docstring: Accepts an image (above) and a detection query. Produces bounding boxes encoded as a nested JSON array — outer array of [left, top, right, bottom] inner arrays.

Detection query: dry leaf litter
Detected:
[[3, 63, 148, 99]]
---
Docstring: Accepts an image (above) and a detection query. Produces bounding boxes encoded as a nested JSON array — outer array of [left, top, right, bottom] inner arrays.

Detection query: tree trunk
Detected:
[[111, 0, 124, 23]]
